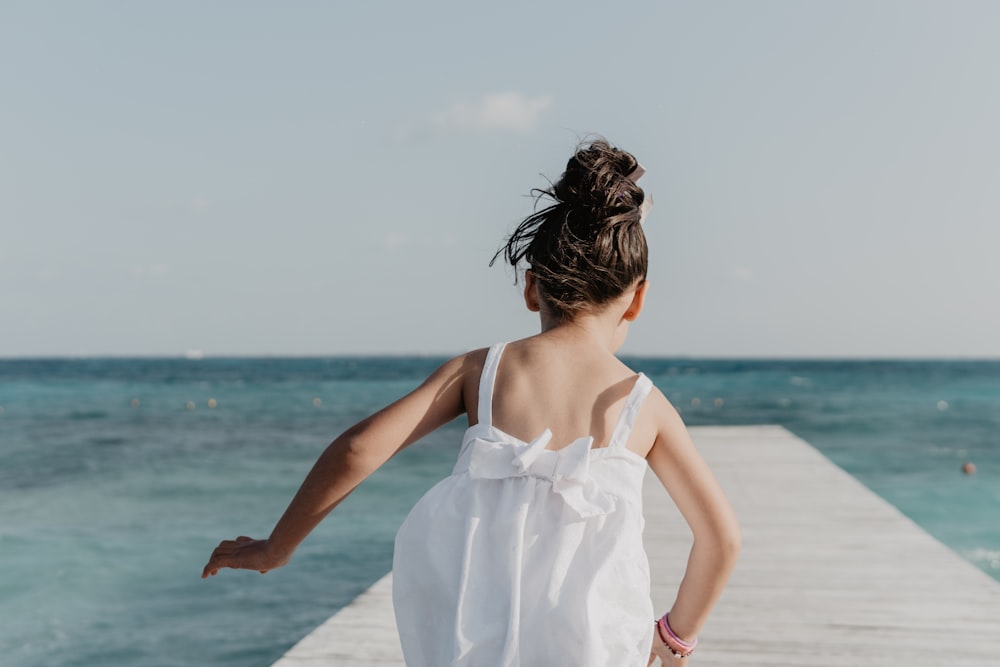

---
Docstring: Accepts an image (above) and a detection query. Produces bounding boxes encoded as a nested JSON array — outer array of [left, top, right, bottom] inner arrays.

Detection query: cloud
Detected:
[[730, 266, 754, 282], [431, 92, 553, 133]]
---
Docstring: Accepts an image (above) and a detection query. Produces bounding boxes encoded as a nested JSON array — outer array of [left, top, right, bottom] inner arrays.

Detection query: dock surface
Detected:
[[272, 425, 1000, 666]]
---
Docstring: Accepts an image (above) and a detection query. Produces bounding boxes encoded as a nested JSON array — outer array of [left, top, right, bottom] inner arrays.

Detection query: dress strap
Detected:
[[477, 342, 508, 427], [608, 373, 654, 450]]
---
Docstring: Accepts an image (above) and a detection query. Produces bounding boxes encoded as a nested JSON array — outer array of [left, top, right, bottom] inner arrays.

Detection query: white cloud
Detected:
[[731, 266, 754, 282], [432, 92, 553, 133]]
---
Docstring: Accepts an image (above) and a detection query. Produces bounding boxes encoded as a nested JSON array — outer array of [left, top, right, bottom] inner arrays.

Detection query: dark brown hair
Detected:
[[491, 138, 649, 321]]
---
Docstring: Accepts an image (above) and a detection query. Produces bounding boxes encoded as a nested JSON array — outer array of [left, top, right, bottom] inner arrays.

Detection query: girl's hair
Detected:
[[491, 138, 649, 321]]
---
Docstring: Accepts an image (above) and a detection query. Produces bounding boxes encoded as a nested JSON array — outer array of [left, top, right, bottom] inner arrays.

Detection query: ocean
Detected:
[[1, 356, 997, 667]]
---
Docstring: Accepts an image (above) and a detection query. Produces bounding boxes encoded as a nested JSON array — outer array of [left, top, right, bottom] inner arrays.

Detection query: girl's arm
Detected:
[[644, 389, 742, 643], [202, 352, 471, 578]]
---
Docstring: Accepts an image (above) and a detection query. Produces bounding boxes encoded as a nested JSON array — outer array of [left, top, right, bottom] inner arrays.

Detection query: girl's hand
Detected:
[[201, 536, 287, 578], [648, 640, 689, 666], [647, 653, 688, 666]]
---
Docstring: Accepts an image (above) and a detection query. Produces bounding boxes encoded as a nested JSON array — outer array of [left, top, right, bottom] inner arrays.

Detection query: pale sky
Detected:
[[3, 1, 999, 358]]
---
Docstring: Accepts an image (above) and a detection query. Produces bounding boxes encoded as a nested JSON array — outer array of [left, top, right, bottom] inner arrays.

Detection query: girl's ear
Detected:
[[623, 280, 649, 322], [523, 270, 541, 312]]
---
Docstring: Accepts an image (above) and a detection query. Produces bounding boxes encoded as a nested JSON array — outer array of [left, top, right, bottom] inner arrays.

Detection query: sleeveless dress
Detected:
[[392, 342, 655, 666]]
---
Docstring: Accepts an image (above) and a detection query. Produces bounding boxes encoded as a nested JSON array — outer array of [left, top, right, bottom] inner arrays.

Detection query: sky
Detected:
[[3, 1, 999, 358]]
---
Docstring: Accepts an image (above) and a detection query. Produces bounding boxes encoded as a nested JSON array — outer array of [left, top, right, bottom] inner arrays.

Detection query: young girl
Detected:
[[203, 139, 741, 666]]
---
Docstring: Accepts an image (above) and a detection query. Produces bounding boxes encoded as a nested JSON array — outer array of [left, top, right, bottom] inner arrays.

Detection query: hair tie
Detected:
[[626, 164, 653, 224]]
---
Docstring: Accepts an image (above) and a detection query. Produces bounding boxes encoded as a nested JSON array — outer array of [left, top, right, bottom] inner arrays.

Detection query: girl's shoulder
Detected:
[[499, 337, 638, 382], [435, 346, 492, 413]]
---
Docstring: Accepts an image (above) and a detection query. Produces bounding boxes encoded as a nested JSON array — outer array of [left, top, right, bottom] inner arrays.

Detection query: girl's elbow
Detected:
[[699, 522, 742, 562], [723, 526, 742, 560], [340, 436, 382, 473], [720, 516, 742, 553], [321, 432, 378, 476], [717, 509, 742, 558]]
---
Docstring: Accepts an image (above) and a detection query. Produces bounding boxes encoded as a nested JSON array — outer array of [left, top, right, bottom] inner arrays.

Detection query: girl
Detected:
[[203, 139, 741, 666]]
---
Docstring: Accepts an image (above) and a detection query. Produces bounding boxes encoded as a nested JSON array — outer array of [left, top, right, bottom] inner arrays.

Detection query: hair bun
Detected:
[[551, 139, 644, 223]]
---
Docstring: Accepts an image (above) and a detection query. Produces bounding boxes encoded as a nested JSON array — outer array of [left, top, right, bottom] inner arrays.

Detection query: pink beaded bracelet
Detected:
[[654, 613, 697, 658]]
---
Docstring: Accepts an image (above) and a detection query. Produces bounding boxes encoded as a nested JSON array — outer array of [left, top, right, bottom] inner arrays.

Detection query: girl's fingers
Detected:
[[202, 556, 226, 577], [202, 547, 236, 578], [203, 537, 272, 579], [210, 536, 258, 556]]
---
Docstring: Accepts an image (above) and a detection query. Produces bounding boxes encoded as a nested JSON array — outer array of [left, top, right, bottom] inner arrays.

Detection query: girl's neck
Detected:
[[537, 308, 630, 354]]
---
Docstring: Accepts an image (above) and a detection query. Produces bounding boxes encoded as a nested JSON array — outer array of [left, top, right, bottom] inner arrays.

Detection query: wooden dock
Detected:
[[272, 425, 1000, 666]]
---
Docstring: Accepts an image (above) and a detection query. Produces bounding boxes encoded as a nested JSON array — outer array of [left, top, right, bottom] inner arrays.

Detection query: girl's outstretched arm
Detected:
[[202, 352, 472, 578], [644, 388, 742, 651]]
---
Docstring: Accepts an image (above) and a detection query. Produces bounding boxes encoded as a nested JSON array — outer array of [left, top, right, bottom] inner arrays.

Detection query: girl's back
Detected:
[[481, 336, 658, 457]]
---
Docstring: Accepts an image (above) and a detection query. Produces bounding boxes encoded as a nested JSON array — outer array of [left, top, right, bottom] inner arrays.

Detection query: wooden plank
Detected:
[[270, 571, 401, 666], [273, 425, 1000, 666]]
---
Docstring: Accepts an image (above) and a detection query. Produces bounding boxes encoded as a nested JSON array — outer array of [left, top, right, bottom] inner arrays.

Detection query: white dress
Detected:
[[393, 342, 655, 666]]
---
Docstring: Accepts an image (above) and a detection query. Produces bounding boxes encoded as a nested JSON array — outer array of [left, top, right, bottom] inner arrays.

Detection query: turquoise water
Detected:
[[1, 357, 997, 666]]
